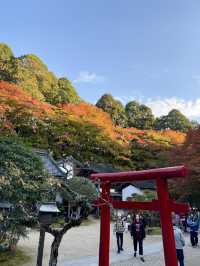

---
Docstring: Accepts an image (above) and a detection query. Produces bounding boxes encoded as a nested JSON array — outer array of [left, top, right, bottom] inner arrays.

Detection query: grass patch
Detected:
[[0, 249, 30, 266]]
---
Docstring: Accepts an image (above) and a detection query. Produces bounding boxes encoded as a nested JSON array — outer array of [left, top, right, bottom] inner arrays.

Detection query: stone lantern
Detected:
[[0, 202, 12, 221], [37, 202, 60, 266], [38, 202, 60, 225]]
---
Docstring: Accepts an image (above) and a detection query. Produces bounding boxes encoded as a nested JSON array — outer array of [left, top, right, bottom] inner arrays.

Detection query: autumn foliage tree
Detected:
[[96, 94, 127, 127], [170, 126, 200, 206], [0, 80, 187, 171], [0, 43, 189, 173], [130, 138, 169, 170]]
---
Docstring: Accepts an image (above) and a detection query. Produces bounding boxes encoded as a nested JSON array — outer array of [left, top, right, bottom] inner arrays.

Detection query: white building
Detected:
[[122, 185, 143, 201]]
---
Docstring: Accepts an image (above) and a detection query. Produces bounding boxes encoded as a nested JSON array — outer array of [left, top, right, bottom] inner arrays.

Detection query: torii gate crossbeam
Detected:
[[91, 165, 189, 266]]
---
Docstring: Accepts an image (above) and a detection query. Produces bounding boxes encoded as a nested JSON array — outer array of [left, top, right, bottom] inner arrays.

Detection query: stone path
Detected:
[[18, 219, 200, 266], [60, 242, 163, 266], [60, 238, 200, 266], [111, 243, 200, 266]]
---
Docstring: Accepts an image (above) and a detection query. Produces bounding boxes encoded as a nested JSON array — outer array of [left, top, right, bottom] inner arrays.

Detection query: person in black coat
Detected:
[[130, 214, 146, 262]]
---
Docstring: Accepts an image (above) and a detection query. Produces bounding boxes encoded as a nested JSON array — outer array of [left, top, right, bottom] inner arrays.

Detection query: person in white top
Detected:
[[173, 223, 185, 266], [113, 213, 125, 253]]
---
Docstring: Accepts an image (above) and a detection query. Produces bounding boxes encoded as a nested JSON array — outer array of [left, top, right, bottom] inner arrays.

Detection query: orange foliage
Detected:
[[61, 102, 119, 140], [60, 102, 155, 144], [61, 103, 150, 145], [115, 127, 145, 144], [146, 129, 186, 145], [170, 127, 200, 201], [58, 103, 186, 146], [158, 130, 186, 144], [0, 81, 186, 147], [0, 81, 55, 118]]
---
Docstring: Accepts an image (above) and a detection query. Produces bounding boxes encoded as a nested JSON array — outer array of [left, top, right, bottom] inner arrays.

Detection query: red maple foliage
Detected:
[[0, 81, 186, 148], [0, 81, 55, 118], [170, 127, 200, 204]]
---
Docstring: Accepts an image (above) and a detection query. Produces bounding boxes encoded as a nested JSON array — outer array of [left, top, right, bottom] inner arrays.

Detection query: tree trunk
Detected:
[[47, 219, 81, 266], [68, 202, 71, 220], [36, 227, 46, 266], [49, 233, 62, 266], [9, 235, 19, 252]]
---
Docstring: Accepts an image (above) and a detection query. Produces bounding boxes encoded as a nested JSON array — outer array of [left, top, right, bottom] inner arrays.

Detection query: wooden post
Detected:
[[99, 182, 110, 266], [156, 177, 178, 266], [36, 226, 46, 266]]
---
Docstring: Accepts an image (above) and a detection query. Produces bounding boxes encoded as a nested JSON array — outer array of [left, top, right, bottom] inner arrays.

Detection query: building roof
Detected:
[[116, 180, 155, 191], [32, 149, 156, 190], [39, 202, 60, 213], [89, 163, 119, 173], [78, 162, 155, 190], [57, 156, 83, 168], [78, 163, 120, 177], [0, 202, 13, 209], [33, 149, 66, 178]]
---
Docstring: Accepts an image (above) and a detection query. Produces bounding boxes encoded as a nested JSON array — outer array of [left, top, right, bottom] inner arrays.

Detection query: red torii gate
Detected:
[[91, 165, 189, 266]]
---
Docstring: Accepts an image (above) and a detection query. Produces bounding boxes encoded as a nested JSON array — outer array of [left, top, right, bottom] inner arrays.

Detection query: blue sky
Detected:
[[1, 0, 200, 119]]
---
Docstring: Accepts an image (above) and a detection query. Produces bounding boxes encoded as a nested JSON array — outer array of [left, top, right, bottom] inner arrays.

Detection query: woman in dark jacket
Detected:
[[130, 214, 146, 262]]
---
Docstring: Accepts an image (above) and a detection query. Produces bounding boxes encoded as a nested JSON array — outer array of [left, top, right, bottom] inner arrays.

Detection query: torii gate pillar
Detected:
[[99, 182, 110, 266], [156, 177, 177, 266]]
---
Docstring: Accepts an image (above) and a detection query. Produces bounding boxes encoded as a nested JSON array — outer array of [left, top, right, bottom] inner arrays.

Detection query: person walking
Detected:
[[180, 214, 187, 233], [130, 214, 146, 262], [113, 213, 125, 253], [140, 213, 147, 228], [173, 222, 185, 266], [187, 208, 200, 247], [173, 212, 181, 227]]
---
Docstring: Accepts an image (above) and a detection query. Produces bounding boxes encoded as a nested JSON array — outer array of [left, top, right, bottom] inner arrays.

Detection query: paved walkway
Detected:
[[60, 242, 163, 266], [18, 219, 200, 266], [111, 243, 200, 266], [60, 238, 200, 266]]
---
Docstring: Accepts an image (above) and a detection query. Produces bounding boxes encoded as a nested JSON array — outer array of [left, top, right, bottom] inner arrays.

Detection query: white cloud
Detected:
[[73, 71, 105, 84], [115, 95, 200, 120], [115, 90, 145, 104], [146, 98, 200, 119]]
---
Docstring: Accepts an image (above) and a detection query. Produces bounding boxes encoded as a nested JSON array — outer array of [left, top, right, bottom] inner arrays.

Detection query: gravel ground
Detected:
[[18, 219, 200, 266]]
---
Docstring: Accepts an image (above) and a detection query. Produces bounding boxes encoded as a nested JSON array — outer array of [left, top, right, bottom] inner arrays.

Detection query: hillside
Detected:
[[0, 43, 81, 104], [0, 81, 185, 169], [0, 43, 187, 169]]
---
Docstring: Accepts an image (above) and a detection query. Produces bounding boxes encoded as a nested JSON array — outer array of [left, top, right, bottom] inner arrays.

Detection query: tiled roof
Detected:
[[116, 180, 155, 191], [0, 202, 13, 209], [33, 149, 66, 178], [57, 156, 83, 168]]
